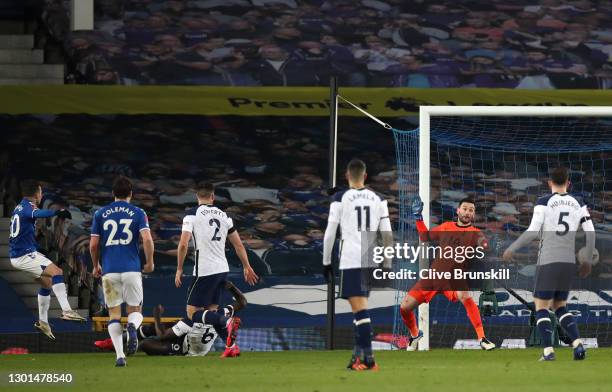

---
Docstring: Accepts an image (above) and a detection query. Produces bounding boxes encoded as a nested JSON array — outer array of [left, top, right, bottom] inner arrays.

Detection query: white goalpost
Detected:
[[415, 105, 612, 351]]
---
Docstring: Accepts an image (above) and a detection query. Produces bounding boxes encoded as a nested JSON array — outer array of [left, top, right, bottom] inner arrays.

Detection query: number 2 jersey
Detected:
[[528, 192, 592, 265], [181, 204, 234, 277], [90, 200, 150, 274], [327, 188, 391, 270]]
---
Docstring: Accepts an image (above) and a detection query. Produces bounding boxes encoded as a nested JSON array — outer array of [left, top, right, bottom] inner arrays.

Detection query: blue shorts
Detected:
[[186, 272, 227, 307], [339, 268, 372, 299], [533, 263, 575, 301]]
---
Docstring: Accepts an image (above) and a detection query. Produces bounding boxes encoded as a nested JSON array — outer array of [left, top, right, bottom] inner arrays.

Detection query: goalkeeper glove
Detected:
[[411, 196, 424, 221], [55, 209, 72, 220]]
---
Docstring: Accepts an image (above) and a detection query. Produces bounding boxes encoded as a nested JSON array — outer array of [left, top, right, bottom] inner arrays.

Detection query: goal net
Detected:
[[392, 106, 612, 350]]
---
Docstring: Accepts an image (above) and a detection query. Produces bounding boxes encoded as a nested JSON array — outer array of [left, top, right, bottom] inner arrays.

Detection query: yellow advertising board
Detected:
[[1, 86, 610, 116]]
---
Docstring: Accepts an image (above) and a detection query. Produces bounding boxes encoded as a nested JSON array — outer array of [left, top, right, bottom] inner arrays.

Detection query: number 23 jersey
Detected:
[[182, 204, 235, 277], [91, 200, 150, 274]]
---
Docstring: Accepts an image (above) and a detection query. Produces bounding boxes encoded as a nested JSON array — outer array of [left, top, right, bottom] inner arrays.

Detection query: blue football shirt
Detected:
[[91, 201, 150, 274]]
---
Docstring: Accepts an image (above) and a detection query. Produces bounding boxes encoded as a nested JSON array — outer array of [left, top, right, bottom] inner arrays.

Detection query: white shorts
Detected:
[[10, 252, 53, 278], [102, 272, 143, 308]]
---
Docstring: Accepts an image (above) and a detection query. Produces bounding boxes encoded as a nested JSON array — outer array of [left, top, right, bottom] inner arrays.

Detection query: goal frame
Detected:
[[417, 105, 612, 350]]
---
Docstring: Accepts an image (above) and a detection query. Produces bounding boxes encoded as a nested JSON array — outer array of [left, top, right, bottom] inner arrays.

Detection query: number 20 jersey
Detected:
[[181, 204, 234, 277], [91, 200, 150, 274]]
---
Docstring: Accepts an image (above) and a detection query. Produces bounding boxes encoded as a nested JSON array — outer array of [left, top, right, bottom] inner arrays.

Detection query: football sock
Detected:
[[127, 312, 144, 329], [400, 306, 419, 337], [221, 305, 234, 318], [355, 310, 373, 359], [193, 310, 229, 341], [108, 319, 124, 359], [462, 297, 485, 340], [38, 288, 51, 324], [171, 318, 193, 337], [555, 307, 581, 347], [536, 309, 553, 351], [51, 275, 71, 312], [352, 319, 361, 357]]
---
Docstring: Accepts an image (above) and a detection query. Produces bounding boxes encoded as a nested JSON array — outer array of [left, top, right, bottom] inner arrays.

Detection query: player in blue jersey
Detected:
[[89, 176, 155, 367], [9, 180, 86, 340]]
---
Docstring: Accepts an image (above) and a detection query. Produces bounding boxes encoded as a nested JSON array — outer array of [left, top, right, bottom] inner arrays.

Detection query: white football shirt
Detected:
[[182, 204, 234, 276], [327, 188, 390, 270], [527, 193, 593, 265]]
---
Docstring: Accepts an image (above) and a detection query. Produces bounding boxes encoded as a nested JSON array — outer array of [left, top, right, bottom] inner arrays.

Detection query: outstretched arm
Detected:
[[503, 205, 544, 261], [33, 208, 71, 219]]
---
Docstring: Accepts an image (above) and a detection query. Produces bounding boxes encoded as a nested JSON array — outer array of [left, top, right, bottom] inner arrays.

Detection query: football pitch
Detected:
[[1, 349, 610, 392]]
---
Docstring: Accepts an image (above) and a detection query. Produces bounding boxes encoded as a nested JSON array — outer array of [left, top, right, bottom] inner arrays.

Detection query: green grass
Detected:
[[1, 349, 610, 392]]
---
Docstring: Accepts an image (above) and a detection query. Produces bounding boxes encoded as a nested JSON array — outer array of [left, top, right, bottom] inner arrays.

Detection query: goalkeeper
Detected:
[[399, 196, 496, 351]]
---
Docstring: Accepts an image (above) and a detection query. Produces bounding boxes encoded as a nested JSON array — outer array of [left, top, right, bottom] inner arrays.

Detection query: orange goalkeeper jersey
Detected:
[[415, 220, 488, 272]]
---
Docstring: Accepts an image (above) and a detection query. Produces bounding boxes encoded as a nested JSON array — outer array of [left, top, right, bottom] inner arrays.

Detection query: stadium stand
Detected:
[[2, 113, 610, 323], [40, 0, 612, 87]]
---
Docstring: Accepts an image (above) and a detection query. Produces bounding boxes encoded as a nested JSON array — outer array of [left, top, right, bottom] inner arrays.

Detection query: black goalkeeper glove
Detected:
[[411, 196, 424, 221], [55, 209, 72, 220]]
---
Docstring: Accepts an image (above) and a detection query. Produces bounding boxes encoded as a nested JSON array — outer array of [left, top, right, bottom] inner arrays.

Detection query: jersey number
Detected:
[[201, 327, 215, 344], [354, 206, 371, 231], [9, 215, 20, 238], [209, 219, 221, 241], [556, 212, 570, 236], [103, 219, 134, 246]]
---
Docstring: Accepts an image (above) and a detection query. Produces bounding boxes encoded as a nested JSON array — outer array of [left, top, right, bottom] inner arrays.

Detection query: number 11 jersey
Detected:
[[91, 200, 150, 274], [328, 188, 390, 270], [182, 204, 234, 277]]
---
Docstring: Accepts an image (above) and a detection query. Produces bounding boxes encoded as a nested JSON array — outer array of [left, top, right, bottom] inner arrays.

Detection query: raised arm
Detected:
[[412, 196, 440, 242]]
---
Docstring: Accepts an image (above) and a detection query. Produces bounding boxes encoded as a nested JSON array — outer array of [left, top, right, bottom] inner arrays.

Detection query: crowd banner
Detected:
[[2, 86, 611, 116]]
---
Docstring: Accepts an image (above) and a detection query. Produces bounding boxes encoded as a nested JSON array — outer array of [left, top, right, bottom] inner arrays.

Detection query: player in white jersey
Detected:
[[175, 182, 258, 358], [323, 159, 393, 371], [503, 167, 596, 362]]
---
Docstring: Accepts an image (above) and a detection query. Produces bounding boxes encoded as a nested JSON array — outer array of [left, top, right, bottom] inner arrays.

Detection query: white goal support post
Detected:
[[415, 106, 612, 351]]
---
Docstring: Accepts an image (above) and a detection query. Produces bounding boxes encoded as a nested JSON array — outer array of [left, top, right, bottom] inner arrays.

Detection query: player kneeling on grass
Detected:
[[175, 182, 258, 358], [95, 281, 248, 356], [323, 159, 393, 371], [90, 176, 155, 367], [503, 167, 595, 362], [400, 197, 496, 351], [9, 180, 86, 340]]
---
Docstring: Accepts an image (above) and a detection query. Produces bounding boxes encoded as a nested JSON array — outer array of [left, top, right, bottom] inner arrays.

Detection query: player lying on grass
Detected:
[[9, 180, 86, 340], [400, 197, 496, 351], [503, 167, 595, 362], [95, 281, 247, 356]]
